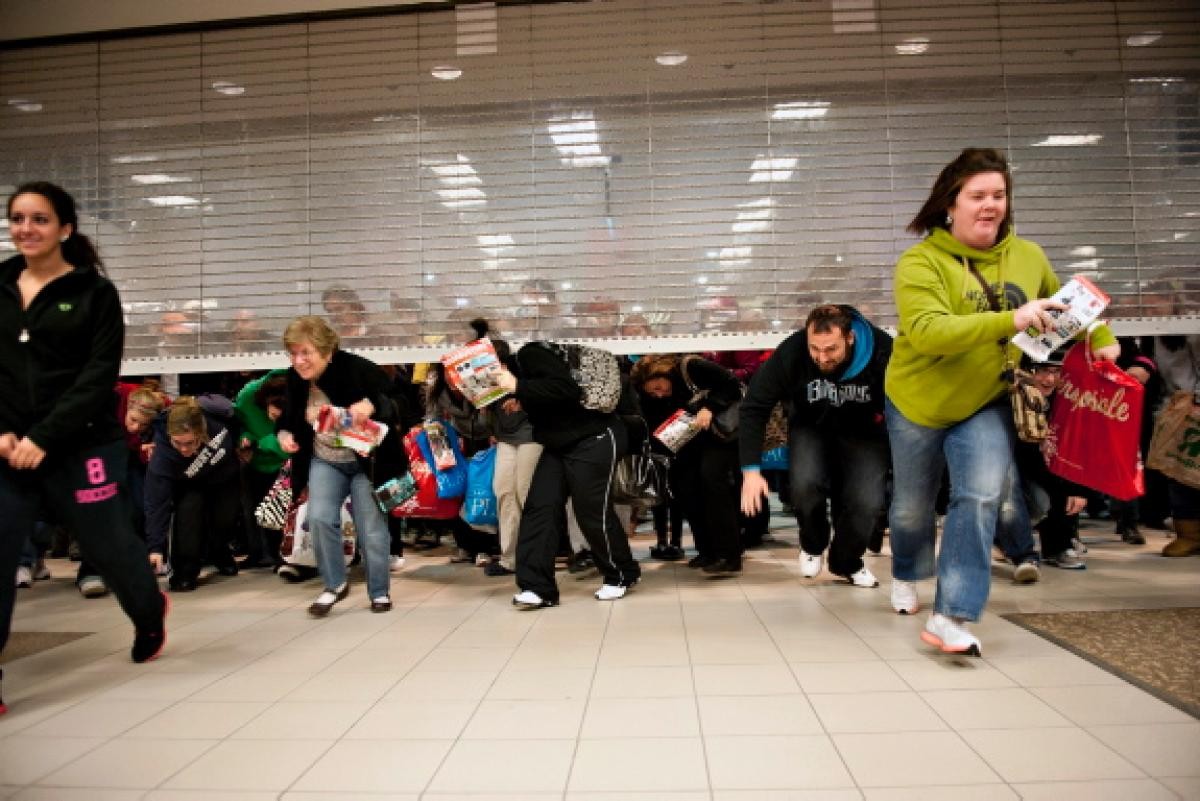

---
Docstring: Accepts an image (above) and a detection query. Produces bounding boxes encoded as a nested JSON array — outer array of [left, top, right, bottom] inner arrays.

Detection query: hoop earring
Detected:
[[945, 212, 954, 226]]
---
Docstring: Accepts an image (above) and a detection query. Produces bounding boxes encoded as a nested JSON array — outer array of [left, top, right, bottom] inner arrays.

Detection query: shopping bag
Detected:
[[761, 445, 789, 471], [416, 421, 468, 499], [1147, 390, 1200, 490], [254, 460, 293, 530], [612, 445, 670, 508], [389, 425, 465, 519], [280, 489, 357, 568], [1044, 342, 1145, 500], [461, 446, 499, 528]]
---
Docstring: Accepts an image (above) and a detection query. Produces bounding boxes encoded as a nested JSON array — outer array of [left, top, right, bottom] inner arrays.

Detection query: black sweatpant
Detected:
[[516, 423, 641, 601], [172, 478, 239, 584], [673, 436, 743, 562], [0, 439, 164, 654]]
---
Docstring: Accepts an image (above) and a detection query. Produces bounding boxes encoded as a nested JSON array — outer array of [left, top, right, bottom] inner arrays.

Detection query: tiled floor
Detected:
[[2, 517, 1198, 800]]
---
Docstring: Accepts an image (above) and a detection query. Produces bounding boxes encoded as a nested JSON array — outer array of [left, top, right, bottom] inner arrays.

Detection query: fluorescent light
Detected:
[[561, 282, 573, 290], [146, 195, 200, 207], [772, 101, 830, 120], [732, 220, 770, 233], [719, 246, 753, 260], [655, 51, 688, 67], [477, 234, 514, 256], [1126, 31, 1162, 47], [112, 154, 159, 164], [7, 98, 42, 112], [1032, 134, 1103, 147], [697, 276, 708, 285], [131, 173, 190, 185], [211, 81, 245, 96], [1070, 246, 1097, 257], [548, 112, 609, 167], [749, 156, 797, 182], [1128, 76, 1183, 84], [431, 65, 462, 80], [895, 37, 930, 55]]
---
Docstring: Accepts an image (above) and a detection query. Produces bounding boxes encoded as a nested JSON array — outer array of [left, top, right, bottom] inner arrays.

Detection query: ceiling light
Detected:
[[431, 65, 462, 80], [1070, 246, 1097, 257], [772, 101, 830, 120], [655, 51, 688, 67], [131, 173, 190, 185], [548, 112, 609, 167], [749, 156, 797, 182], [7, 98, 42, 112], [1032, 134, 1103, 147], [146, 195, 201, 207], [112, 154, 159, 164], [895, 37, 930, 55], [1126, 31, 1162, 47], [211, 81, 245, 96]]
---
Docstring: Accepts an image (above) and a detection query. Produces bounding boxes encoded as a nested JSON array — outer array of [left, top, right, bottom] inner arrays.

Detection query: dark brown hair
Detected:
[[804, 304, 853, 335], [7, 181, 105, 274], [907, 148, 1013, 238]]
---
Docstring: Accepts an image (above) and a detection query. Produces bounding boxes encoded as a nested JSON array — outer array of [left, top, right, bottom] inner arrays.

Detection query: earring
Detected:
[[945, 212, 954, 226], [59, 235, 69, 242]]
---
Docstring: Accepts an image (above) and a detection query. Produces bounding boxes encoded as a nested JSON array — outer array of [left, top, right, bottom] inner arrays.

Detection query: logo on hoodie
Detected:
[[58, 302, 73, 312]]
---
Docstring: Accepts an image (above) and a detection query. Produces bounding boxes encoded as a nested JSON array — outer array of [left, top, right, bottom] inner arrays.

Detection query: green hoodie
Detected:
[[886, 228, 1116, 429]]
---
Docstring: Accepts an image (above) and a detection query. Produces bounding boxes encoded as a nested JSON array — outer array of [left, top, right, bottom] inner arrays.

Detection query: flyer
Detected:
[[1012, 275, 1110, 362], [654, 409, 702, 452], [441, 338, 507, 408]]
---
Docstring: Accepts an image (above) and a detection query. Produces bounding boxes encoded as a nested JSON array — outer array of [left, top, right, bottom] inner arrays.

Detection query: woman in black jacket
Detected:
[[276, 315, 406, 616], [0, 182, 169, 713], [632, 354, 745, 574]]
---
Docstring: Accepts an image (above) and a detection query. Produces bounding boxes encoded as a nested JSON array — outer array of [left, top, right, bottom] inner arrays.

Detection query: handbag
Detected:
[[1045, 341, 1145, 500], [279, 488, 357, 568], [254, 460, 293, 530], [1147, 390, 1200, 490], [965, 260, 1048, 443], [680, 355, 742, 442], [612, 441, 670, 508], [461, 445, 499, 528]]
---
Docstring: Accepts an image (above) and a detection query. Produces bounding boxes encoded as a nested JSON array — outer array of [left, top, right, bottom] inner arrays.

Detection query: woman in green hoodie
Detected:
[[885, 148, 1118, 657]]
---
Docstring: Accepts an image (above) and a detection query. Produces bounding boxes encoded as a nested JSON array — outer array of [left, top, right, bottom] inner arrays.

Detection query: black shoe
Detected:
[[131, 592, 170, 663], [217, 563, 239, 577], [308, 584, 350, 617], [687, 554, 716, 569], [650, 544, 669, 560], [484, 561, 515, 577], [1119, 525, 1146, 545], [237, 556, 274, 570], [370, 597, 392, 613], [702, 558, 742, 576], [568, 550, 596, 574], [661, 544, 685, 561], [168, 578, 197, 592]]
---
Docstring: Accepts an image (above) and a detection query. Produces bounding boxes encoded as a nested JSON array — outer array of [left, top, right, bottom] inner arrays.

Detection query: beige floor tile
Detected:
[[960, 727, 1143, 782], [984, 654, 1125, 687], [285, 671, 400, 702], [280, 794, 417, 801], [1009, 779, 1181, 801], [833, 731, 1001, 787], [163, 739, 332, 790], [569, 738, 708, 792], [776, 636, 879, 663], [91, 671, 223, 702], [712, 791, 865, 801], [706, 735, 854, 790], [429, 739, 575, 793], [791, 661, 908, 694], [571, 793, 710, 801], [487, 667, 594, 700], [1089, 722, 1200, 777], [231, 699, 371, 739], [344, 699, 477, 740], [237, 647, 344, 675], [1159, 776, 1200, 800], [466, 698, 587, 739], [1032, 684, 1196, 726], [383, 669, 497, 701], [38, 738, 215, 789], [582, 696, 699, 738], [693, 664, 800, 696], [590, 665, 695, 698], [22, 699, 172, 738], [860, 786, 1018, 800], [11, 789, 143, 801], [809, 691, 946, 734], [144, 792, 281, 801], [865, 636, 934, 661], [920, 687, 1073, 729], [0, 736, 104, 785], [506, 644, 601, 670], [687, 637, 786, 665], [418, 646, 514, 672], [189, 671, 309, 703], [887, 657, 1017, 691], [698, 694, 823, 736], [123, 701, 271, 739], [293, 738, 453, 793], [597, 639, 692, 667], [428, 794, 558, 801]]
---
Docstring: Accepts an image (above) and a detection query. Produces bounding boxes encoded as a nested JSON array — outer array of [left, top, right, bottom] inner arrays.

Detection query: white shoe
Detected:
[[920, 612, 981, 657], [594, 583, 627, 601], [78, 575, 109, 598], [844, 566, 879, 588], [15, 566, 32, 588], [799, 551, 823, 578], [890, 580, 919, 614], [1012, 561, 1040, 584], [512, 590, 557, 609], [32, 562, 51, 581], [475, 552, 492, 567], [389, 555, 406, 573], [197, 565, 218, 582]]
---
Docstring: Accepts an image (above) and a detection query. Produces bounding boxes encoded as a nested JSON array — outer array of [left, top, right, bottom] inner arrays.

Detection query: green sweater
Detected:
[[234, 369, 289, 474], [886, 228, 1116, 428]]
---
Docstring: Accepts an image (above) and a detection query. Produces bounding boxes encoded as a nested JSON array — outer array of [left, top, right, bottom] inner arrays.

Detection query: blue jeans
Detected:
[[995, 462, 1038, 565], [886, 398, 1016, 622], [308, 457, 391, 599]]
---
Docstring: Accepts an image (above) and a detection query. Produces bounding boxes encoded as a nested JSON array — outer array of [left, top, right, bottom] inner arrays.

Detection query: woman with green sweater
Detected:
[[886, 148, 1119, 656]]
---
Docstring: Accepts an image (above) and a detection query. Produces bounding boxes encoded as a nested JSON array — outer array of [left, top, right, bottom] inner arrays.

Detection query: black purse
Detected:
[[680, 355, 742, 442], [612, 440, 671, 508]]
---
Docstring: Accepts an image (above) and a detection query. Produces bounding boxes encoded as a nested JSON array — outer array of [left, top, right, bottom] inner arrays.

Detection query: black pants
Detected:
[[517, 423, 640, 601], [789, 425, 890, 576], [172, 478, 239, 584], [0, 439, 164, 654], [240, 463, 282, 565], [673, 436, 742, 561]]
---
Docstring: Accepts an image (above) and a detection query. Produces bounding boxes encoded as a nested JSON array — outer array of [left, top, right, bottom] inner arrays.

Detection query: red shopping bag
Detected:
[[1044, 342, 1145, 500], [389, 425, 464, 519]]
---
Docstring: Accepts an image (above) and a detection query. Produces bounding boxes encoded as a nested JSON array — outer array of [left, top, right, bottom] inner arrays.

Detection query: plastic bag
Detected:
[[389, 425, 465, 519], [416, 422, 468, 499], [461, 446, 499, 528], [1147, 390, 1200, 490], [612, 446, 670, 508], [280, 489, 357, 568]]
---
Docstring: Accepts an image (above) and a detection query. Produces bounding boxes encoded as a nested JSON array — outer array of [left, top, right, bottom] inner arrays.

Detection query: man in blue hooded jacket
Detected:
[[739, 304, 892, 588]]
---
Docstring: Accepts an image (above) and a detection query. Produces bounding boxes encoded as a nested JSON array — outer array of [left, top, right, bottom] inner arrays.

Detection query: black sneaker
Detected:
[[661, 544, 685, 561], [1119, 525, 1145, 545], [484, 561, 515, 577], [567, 550, 596, 574], [687, 554, 716, 569], [132, 591, 170, 663], [702, 558, 742, 576]]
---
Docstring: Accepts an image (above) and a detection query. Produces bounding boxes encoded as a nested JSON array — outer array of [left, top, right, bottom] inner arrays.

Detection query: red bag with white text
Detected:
[[388, 425, 464, 519], [1043, 341, 1145, 500]]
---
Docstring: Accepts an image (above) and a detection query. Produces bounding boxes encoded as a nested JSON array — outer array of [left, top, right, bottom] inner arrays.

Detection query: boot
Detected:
[[1162, 518, 1200, 558]]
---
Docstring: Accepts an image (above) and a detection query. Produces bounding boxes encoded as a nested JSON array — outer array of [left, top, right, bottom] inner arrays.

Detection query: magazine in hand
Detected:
[[442, 338, 507, 408], [1012, 275, 1109, 362], [654, 409, 702, 453], [314, 404, 388, 456]]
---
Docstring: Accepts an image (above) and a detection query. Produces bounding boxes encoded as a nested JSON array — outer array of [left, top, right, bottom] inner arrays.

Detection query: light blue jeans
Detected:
[[886, 397, 1016, 621], [308, 456, 391, 600]]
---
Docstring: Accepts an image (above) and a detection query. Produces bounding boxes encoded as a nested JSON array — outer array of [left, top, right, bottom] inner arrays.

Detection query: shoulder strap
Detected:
[[964, 257, 1014, 368], [678, 355, 701, 395]]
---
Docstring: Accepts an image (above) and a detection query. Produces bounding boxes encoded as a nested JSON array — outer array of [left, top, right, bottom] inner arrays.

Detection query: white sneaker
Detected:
[[799, 551, 823, 578], [594, 583, 627, 601], [890, 580, 919, 614], [1012, 561, 1040, 584], [197, 565, 218, 582], [920, 612, 982, 657], [844, 566, 879, 588], [512, 590, 557, 609], [15, 566, 32, 588], [389, 555, 406, 573], [475, 552, 492, 567], [78, 575, 108, 598]]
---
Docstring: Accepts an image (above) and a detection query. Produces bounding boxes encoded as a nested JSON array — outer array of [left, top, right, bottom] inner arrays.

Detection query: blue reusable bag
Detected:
[[461, 446, 499, 528], [415, 423, 468, 499], [760, 445, 789, 471]]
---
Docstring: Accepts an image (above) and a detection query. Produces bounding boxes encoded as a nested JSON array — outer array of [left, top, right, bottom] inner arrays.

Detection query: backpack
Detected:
[[539, 342, 622, 413]]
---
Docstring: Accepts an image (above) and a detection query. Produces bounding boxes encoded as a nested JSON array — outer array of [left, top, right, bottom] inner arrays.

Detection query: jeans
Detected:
[[886, 398, 1016, 622], [308, 456, 391, 599], [994, 463, 1038, 565], [788, 424, 890, 576]]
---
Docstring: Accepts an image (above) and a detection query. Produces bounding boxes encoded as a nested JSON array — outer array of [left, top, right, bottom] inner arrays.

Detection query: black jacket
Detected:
[[0, 255, 124, 457], [514, 342, 620, 452], [739, 305, 892, 467], [635, 356, 742, 454], [276, 349, 408, 495]]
